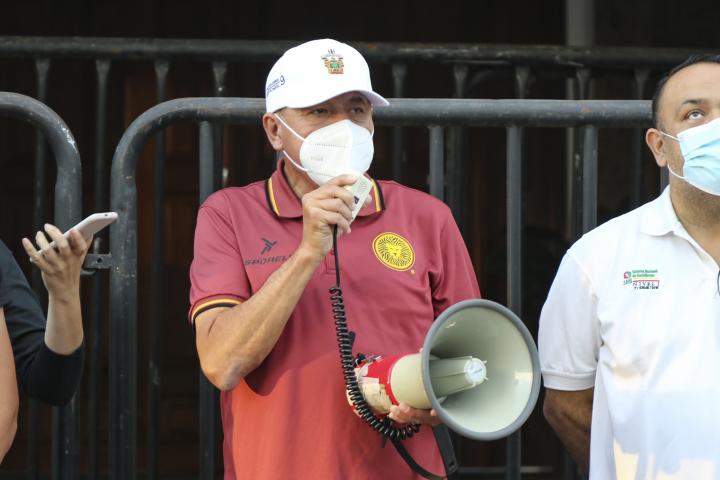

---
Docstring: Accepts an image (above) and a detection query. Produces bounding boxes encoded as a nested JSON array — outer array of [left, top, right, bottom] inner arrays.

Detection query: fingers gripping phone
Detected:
[[345, 176, 373, 222], [39, 212, 118, 253]]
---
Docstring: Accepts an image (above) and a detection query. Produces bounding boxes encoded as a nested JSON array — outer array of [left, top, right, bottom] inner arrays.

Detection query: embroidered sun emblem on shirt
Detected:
[[373, 232, 415, 271], [321, 49, 344, 74]]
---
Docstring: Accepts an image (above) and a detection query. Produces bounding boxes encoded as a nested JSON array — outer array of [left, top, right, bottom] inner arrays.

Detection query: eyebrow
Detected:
[[676, 98, 706, 113]]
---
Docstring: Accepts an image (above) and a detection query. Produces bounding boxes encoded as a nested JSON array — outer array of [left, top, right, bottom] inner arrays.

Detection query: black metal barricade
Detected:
[[109, 97, 651, 480], [0, 92, 82, 478]]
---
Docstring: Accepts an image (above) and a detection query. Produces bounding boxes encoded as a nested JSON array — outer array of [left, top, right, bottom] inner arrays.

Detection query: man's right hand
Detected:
[[298, 174, 359, 262]]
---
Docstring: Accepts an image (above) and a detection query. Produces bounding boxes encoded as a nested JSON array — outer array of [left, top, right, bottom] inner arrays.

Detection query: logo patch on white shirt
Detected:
[[622, 269, 660, 290]]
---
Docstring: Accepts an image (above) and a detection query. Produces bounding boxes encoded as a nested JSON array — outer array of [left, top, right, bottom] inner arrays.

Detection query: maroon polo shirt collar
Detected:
[[264, 159, 385, 219]]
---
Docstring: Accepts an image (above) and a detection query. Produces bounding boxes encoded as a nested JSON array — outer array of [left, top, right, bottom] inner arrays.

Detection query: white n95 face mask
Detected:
[[274, 115, 374, 186], [661, 117, 720, 196]]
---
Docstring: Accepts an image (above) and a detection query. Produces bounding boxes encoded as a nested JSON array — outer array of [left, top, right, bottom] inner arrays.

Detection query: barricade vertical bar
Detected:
[[631, 69, 649, 207], [52, 109, 82, 480], [391, 64, 407, 182], [505, 125, 523, 480], [212, 62, 227, 188], [428, 126, 444, 200], [88, 58, 111, 480], [28, 57, 50, 480], [51, 92, 82, 480], [505, 66, 530, 480], [148, 59, 170, 480], [198, 121, 219, 480], [110, 135, 138, 480], [582, 126, 599, 233], [569, 69, 592, 242], [575, 68, 591, 101], [446, 65, 468, 231]]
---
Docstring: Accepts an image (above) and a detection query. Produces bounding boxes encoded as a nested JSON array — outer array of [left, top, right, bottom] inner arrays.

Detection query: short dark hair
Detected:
[[651, 54, 720, 128]]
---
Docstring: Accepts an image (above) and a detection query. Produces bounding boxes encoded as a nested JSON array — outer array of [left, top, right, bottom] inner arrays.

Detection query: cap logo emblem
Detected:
[[321, 49, 344, 74], [373, 232, 415, 271]]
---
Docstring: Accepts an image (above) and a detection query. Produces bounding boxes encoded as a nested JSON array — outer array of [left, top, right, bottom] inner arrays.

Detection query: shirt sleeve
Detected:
[[0, 241, 84, 406], [538, 251, 600, 391], [189, 196, 250, 323], [430, 206, 481, 318]]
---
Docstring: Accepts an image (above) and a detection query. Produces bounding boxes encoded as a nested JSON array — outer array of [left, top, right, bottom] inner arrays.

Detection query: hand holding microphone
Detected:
[[298, 174, 371, 262]]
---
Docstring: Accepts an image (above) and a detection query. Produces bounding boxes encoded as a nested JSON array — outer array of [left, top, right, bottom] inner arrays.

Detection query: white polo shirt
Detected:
[[539, 187, 720, 480]]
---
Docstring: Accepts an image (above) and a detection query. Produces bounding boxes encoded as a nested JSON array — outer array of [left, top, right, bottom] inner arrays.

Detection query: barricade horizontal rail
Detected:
[[0, 36, 710, 69]]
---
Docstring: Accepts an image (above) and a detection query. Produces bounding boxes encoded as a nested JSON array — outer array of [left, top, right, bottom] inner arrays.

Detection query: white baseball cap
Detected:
[[265, 38, 389, 113]]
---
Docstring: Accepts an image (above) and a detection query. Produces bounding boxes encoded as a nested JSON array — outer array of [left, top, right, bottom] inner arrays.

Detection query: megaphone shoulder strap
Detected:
[[390, 426, 458, 480], [433, 425, 459, 477]]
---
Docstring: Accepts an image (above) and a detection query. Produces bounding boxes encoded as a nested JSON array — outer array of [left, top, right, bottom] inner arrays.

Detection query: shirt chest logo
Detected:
[[373, 232, 415, 272], [243, 237, 287, 266], [623, 268, 660, 290]]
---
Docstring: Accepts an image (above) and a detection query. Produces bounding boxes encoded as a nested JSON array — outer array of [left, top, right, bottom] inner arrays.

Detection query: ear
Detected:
[[262, 113, 284, 151], [645, 128, 669, 168]]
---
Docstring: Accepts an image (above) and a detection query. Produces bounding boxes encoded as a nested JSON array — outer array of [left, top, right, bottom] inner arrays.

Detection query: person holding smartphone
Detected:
[[0, 306, 18, 463], [0, 223, 90, 407]]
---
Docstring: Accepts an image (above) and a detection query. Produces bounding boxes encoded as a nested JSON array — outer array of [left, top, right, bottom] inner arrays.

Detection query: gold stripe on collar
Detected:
[[371, 179, 382, 212], [268, 177, 280, 216]]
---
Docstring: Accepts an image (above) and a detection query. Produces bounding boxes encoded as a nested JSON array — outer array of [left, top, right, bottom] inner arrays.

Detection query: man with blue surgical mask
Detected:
[[188, 39, 480, 479], [540, 55, 720, 479]]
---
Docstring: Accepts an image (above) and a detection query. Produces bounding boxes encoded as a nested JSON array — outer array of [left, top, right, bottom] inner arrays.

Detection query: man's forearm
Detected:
[[44, 292, 84, 355], [196, 246, 322, 390], [550, 413, 590, 472], [543, 388, 593, 474]]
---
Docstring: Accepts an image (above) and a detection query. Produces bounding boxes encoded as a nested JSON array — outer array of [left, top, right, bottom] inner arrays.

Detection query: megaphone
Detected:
[[350, 298, 541, 440]]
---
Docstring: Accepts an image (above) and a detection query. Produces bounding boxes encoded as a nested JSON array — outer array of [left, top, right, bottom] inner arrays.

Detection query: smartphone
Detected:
[[38, 212, 118, 253]]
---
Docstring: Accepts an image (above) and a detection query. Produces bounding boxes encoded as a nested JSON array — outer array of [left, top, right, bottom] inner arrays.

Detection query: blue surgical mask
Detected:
[[661, 117, 720, 196]]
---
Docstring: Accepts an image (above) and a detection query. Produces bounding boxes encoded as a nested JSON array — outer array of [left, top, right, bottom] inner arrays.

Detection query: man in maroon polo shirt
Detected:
[[189, 38, 480, 479]]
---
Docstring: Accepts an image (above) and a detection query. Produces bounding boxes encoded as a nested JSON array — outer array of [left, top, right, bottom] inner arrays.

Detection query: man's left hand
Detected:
[[387, 402, 442, 427]]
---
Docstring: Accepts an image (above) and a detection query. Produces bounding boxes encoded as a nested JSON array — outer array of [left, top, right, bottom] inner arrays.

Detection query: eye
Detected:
[[686, 110, 704, 120], [308, 107, 329, 117]]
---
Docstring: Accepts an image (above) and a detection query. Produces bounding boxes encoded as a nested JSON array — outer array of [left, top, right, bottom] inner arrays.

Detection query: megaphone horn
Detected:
[[350, 299, 541, 441]]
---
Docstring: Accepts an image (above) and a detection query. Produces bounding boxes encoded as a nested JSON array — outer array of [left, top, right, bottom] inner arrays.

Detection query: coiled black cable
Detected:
[[330, 225, 420, 441]]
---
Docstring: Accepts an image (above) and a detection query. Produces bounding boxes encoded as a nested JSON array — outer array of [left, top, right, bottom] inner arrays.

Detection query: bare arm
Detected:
[[543, 387, 594, 474], [0, 308, 18, 463], [195, 175, 358, 391], [22, 225, 90, 355]]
